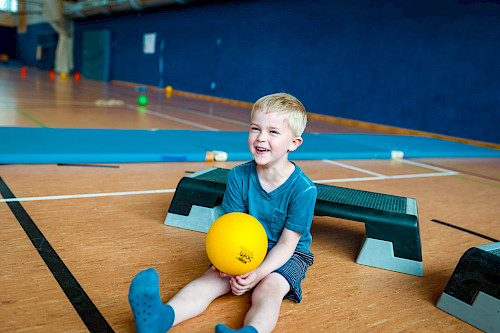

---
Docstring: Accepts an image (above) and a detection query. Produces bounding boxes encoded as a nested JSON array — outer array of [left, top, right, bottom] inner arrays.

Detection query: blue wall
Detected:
[[16, 22, 58, 69], [72, 0, 499, 144]]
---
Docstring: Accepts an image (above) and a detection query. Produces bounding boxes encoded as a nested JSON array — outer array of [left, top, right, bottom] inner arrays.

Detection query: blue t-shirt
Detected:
[[222, 161, 317, 254]]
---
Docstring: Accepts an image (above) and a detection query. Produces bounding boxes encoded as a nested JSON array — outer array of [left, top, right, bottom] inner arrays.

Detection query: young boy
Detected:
[[129, 93, 317, 333]]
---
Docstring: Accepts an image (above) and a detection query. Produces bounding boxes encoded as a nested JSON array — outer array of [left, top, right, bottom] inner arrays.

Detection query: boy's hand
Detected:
[[210, 265, 231, 278], [230, 271, 260, 296]]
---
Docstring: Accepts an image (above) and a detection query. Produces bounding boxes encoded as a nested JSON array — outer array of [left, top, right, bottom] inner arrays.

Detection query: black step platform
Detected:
[[165, 167, 423, 276], [436, 242, 500, 332]]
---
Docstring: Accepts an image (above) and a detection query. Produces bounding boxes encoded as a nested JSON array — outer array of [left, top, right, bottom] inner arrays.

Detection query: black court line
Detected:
[[0, 177, 114, 333], [58, 163, 120, 168], [431, 219, 499, 243]]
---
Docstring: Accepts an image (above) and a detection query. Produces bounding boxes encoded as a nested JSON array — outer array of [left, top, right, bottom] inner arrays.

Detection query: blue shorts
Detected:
[[273, 251, 314, 303]]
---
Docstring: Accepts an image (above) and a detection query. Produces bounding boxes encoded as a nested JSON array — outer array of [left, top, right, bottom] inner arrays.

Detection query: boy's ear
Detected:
[[288, 136, 303, 152]]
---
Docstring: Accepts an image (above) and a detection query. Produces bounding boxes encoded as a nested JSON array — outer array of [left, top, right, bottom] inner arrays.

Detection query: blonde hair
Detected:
[[251, 93, 307, 137]]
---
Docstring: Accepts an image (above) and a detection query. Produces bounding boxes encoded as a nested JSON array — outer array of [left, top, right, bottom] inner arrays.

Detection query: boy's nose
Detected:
[[256, 132, 267, 141]]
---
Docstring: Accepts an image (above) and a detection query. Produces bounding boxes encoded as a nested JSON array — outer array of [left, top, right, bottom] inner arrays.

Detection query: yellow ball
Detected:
[[165, 85, 173, 98], [206, 212, 268, 276]]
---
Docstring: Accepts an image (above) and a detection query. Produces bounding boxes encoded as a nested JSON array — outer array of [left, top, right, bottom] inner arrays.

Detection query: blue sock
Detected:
[[215, 323, 258, 333], [128, 268, 175, 333]]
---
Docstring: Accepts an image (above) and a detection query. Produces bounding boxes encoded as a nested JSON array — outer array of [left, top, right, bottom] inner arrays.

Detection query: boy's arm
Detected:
[[257, 228, 301, 276], [229, 228, 301, 295]]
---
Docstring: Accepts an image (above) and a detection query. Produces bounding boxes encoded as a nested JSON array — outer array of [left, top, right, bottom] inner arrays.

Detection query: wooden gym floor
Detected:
[[0, 66, 499, 332]]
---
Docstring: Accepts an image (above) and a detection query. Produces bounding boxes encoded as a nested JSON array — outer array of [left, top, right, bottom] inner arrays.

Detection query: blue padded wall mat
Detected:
[[1, 127, 499, 164]]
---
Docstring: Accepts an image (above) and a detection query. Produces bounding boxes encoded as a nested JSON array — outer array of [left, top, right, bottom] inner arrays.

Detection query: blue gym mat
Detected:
[[1, 127, 499, 164]]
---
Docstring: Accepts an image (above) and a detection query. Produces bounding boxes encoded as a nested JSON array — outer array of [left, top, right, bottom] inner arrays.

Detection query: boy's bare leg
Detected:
[[244, 273, 290, 333], [168, 267, 232, 325], [216, 273, 290, 333]]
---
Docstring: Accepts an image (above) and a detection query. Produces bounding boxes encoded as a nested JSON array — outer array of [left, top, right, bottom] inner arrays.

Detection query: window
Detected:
[[0, 0, 17, 12]]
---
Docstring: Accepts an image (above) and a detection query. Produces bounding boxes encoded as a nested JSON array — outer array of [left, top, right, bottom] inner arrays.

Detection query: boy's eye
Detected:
[[250, 127, 260, 132]]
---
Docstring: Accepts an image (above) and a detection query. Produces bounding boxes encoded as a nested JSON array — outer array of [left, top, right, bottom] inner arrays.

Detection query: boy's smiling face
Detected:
[[248, 109, 302, 169]]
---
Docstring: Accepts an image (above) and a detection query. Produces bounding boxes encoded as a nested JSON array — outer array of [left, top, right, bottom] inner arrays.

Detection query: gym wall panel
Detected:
[[69, 0, 500, 144], [81, 30, 111, 81], [16, 22, 57, 68]]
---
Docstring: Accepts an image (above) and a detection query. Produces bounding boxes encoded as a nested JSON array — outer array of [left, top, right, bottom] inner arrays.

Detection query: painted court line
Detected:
[[164, 105, 250, 127], [315, 176, 389, 183], [389, 172, 457, 179], [0, 160, 459, 203], [322, 160, 389, 178], [1, 98, 97, 106], [125, 104, 220, 131], [401, 159, 458, 173], [0, 177, 114, 332], [431, 219, 499, 242], [316, 159, 458, 183], [0, 189, 175, 203], [0, 99, 47, 127], [409, 159, 500, 183]]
